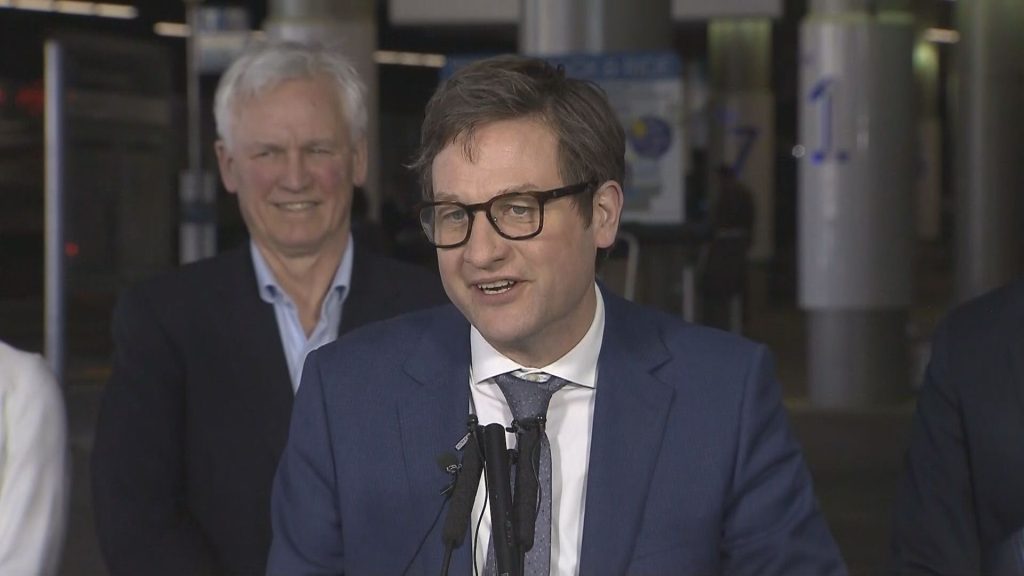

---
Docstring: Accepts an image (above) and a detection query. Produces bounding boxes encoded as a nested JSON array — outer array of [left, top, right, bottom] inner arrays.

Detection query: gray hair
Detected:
[[213, 40, 367, 149]]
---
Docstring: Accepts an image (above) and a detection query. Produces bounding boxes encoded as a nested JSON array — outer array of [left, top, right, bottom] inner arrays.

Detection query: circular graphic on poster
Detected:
[[627, 116, 672, 158]]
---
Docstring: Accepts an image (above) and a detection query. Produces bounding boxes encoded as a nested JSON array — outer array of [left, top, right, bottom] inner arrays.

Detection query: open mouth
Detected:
[[476, 280, 516, 295]]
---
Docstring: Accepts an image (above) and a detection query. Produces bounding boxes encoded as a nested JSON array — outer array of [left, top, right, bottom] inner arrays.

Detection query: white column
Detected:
[[799, 0, 915, 407]]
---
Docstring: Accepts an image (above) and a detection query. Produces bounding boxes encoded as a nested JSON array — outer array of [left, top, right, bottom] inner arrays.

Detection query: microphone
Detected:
[[438, 417, 484, 576], [440, 430, 482, 548], [482, 423, 519, 576], [511, 418, 542, 552]]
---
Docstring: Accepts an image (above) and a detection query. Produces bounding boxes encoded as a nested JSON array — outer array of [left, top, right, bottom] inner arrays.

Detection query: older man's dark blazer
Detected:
[[891, 278, 1024, 575], [91, 244, 448, 576]]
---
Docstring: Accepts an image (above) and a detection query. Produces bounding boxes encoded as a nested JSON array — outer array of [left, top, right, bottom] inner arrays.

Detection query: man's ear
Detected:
[[214, 140, 239, 194], [591, 180, 623, 249], [352, 137, 368, 187]]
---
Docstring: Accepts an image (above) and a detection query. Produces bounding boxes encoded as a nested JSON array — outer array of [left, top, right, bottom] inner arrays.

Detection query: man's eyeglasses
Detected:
[[416, 181, 596, 249]]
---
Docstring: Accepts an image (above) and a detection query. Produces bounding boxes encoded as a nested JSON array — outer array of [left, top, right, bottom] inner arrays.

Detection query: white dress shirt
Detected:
[[469, 284, 605, 575], [0, 341, 68, 576]]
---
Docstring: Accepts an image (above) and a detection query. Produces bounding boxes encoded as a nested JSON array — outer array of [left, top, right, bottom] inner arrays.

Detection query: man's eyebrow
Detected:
[[432, 184, 543, 202], [432, 191, 459, 202], [303, 138, 339, 148], [246, 141, 283, 151]]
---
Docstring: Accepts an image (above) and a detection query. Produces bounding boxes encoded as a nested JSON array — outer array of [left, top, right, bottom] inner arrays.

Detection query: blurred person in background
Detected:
[[700, 164, 755, 332], [892, 278, 1024, 575]]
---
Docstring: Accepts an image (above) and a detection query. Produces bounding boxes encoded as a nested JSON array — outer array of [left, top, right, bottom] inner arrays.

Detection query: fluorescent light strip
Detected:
[[0, 0, 136, 18], [12, 0, 53, 12], [923, 28, 959, 44], [55, 1, 94, 15], [374, 50, 446, 68], [94, 2, 134, 18], [146, 29, 446, 70], [154, 21, 190, 37]]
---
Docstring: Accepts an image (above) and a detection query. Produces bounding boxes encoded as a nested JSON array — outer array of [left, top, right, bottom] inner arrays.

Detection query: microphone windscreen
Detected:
[[441, 433, 483, 547], [437, 452, 459, 473]]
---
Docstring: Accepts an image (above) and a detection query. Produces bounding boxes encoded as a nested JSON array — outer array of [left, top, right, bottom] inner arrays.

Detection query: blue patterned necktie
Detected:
[[484, 372, 567, 575]]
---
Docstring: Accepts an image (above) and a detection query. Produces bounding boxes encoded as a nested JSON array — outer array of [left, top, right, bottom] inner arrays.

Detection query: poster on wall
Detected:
[[443, 52, 686, 224]]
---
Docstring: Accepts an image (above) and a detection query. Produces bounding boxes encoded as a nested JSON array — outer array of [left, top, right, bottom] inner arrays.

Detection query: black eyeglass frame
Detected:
[[416, 181, 597, 249]]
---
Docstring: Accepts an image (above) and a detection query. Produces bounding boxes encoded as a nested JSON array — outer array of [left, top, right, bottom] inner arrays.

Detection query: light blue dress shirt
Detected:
[[250, 238, 353, 392]]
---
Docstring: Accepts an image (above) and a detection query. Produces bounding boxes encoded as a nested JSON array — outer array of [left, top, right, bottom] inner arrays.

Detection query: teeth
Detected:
[[477, 280, 515, 294], [278, 201, 316, 211]]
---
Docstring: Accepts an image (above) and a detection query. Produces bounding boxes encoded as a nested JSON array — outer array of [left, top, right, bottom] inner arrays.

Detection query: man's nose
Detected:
[[461, 212, 508, 267], [281, 151, 311, 191]]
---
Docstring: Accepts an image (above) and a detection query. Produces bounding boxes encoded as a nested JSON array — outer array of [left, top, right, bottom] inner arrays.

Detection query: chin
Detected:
[[477, 323, 532, 352]]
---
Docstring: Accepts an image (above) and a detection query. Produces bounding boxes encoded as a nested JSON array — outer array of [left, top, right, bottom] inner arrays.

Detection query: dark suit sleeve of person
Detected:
[[91, 286, 219, 576], [721, 345, 847, 576], [267, 347, 345, 575], [889, 318, 981, 575]]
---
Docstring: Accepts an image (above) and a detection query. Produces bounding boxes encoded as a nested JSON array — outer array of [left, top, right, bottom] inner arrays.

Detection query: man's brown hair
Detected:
[[410, 55, 625, 228]]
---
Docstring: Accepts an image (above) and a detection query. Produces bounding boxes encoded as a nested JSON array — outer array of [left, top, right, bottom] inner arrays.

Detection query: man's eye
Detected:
[[438, 208, 467, 224], [500, 201, 537, 219]]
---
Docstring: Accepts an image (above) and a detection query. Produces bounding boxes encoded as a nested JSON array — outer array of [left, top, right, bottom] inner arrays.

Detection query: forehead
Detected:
[[233, 77, 344, 138], [431, 119, 561, 199]]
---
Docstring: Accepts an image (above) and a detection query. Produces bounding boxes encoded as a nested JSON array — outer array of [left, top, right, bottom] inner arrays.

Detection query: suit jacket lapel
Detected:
[[221, 245, 399, 460], [220, 247, 295, 458], [579, 292, 674, 574], [397, 307, 475, 574], [340, 248, 402, 334]]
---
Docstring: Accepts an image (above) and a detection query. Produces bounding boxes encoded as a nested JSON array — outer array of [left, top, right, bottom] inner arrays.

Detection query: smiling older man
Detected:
[[91, 41, 447, 576]]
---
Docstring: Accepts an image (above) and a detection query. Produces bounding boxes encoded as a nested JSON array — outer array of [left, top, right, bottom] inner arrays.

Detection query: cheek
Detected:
[[437, 253, 461, 282], [315, 165, 353, 194], [241, 163, 278, 189]]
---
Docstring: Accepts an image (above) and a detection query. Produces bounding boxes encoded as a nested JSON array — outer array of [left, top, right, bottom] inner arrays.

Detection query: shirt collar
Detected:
[[470, 283, 605, 389], [250, 235, 354, 304]]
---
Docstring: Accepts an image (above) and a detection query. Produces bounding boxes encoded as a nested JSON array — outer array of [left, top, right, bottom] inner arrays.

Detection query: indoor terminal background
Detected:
[[0, 0, 1021, 574]]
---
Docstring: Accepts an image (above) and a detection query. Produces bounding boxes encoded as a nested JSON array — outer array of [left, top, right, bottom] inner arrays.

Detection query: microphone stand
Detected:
[[511, 418, 542, 556]]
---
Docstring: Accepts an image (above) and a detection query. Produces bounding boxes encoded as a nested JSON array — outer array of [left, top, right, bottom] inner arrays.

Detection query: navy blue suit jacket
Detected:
[[269, 289, 846, 575]]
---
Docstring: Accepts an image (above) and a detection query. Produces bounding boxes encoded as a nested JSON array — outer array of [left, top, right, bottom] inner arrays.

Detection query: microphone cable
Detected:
[[402, 417, 485, 576], [472, 451, 489, 576], [402, 491, 452, 576]]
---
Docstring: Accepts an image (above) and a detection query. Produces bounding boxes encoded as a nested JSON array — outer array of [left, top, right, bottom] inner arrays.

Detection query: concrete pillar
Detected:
[[264, 0, 381, 221], [519, 0, 586, 54], [799, 0, 915, 407], [519, 0, 678, 313], [708, 19, 775, 262], [953, 0, 1024, 302], [519, 0, 671, 54]]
